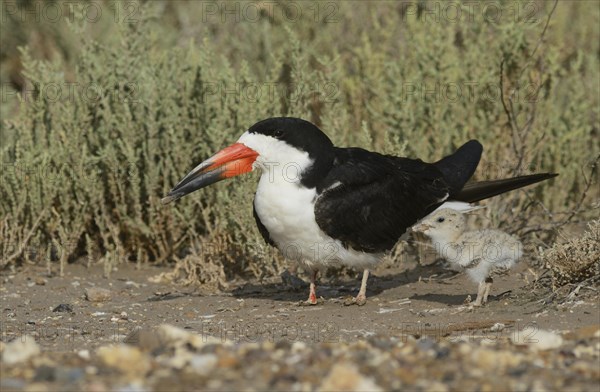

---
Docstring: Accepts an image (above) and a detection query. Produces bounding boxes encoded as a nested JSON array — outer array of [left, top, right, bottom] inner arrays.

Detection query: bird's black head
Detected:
[[247, 117, 334, 157], [243, 117, 335, 188]]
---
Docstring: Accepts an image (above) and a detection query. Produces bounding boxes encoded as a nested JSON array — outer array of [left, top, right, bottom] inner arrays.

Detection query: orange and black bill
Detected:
[[161, 143, 258, 204]]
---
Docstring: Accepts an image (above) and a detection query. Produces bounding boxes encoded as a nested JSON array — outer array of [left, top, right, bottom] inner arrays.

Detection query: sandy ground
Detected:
[[1, 259, 599, 390]]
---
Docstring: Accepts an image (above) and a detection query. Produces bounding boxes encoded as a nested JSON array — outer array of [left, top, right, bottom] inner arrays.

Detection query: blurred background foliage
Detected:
[[0, 1, 598, 285]]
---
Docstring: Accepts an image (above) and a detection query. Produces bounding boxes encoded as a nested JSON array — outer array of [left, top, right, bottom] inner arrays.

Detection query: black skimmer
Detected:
[[413, 208, 522, 306], [162, 117, 556, 305]]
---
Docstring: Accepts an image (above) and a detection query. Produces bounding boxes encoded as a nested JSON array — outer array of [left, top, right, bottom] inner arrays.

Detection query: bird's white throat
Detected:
[[237, 131, 313, 182]]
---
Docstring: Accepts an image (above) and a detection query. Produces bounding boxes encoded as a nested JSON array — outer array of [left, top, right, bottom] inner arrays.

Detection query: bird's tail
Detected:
[[454, 173, 558, 203]]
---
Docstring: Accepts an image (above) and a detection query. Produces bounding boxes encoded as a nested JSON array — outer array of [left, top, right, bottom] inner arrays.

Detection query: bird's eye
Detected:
[[272, 129, 283, 138], [437, 217, 445, 223]]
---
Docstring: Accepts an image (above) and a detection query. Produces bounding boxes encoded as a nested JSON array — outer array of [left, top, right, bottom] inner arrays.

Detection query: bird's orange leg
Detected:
[[300, 270, 319, 306]]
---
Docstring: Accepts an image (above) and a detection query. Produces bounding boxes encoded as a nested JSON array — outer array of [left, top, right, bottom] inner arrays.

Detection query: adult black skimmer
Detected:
[[162, 117, 557, 305]]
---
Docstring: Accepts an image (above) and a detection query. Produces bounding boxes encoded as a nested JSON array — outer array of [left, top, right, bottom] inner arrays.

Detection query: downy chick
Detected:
[[413, 208, 522, 306]]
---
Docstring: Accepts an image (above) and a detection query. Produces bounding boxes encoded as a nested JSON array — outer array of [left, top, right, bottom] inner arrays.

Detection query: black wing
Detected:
[[253, 199, 275, 246], [433, 140, 482, 194], [314, 147, 451, 253]]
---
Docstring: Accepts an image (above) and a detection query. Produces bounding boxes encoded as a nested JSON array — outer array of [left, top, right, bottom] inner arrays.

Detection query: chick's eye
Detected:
[[272, 129, 283, 138], [437, 217, 445, 223]]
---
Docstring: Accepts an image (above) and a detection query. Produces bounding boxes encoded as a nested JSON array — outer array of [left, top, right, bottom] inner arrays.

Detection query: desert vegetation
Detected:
[[1, 0, 598, 291]]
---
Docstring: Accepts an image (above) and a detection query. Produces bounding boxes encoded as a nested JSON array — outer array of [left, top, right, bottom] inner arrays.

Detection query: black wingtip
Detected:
[[434, 139, 483, 195], [455, 172, 559, 203]]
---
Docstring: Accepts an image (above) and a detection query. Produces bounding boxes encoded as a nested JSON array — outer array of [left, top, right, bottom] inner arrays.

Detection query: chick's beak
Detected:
[[412, 223, 431, 233]]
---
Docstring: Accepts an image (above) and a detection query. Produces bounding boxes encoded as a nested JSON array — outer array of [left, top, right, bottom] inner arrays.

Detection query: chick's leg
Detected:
[[482, 277, 493, 304], [473, 281, 486, 307]]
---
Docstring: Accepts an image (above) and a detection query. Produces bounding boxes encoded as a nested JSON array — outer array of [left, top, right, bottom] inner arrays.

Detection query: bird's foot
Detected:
[[343, 294, 367, 306], [298, 297, 323, 306], [472, 297, 485, 307]]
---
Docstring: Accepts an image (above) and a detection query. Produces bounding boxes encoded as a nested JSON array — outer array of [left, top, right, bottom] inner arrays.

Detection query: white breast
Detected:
[[253, 173, 381, 270]]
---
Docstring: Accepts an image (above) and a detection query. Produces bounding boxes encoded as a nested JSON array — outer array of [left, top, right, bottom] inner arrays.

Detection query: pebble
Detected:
[[0, 378, 26, 390], [34, 365, 56, 382], [2, 336, 41, 365], [189, 354, 218, 375], [53, 304, 74, 313], [55, 368, 85, 383], [85, 287, 112, 302], [319, 362, 383, 392], [470, 348, 523, 371], [97, 345, 151, 377], [78, 350, 91, 360], [33, 366, 85, 383], [155, 324, 220, 348], [1, 322, 598, 390], [124, 328, 161, 352], [511, 329, 564, 351]]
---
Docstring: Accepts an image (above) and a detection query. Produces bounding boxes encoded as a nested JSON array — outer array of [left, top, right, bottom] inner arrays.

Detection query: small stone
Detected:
[[124, 328, 160, 352], [217, 353, 239, 368], [319, 363, 383, 392], [534, 330, 564, 350], [97, 345, 151, 377], [471, 348, 523, 371], [511, 329, 563, 350], [189, 354, 218, 375], [85, 287, 112, 302], [78, 350, 91, 360], [2, 336, 40, 365], [490, 323, 505, 332], [34, 365, 56, 382], [291, 341, 306, 353], [416, 337, 437, 353], [567, 325, 600, 340], [0, 378, 26, 390], [35, 277, 47, 285], [55, 367, 85, 383], [155, 324, 219, 349], [53, 304, 74, 313]]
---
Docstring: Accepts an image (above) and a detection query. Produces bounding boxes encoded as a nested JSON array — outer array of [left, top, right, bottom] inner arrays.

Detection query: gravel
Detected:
[[1, 324, 598, 391]]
